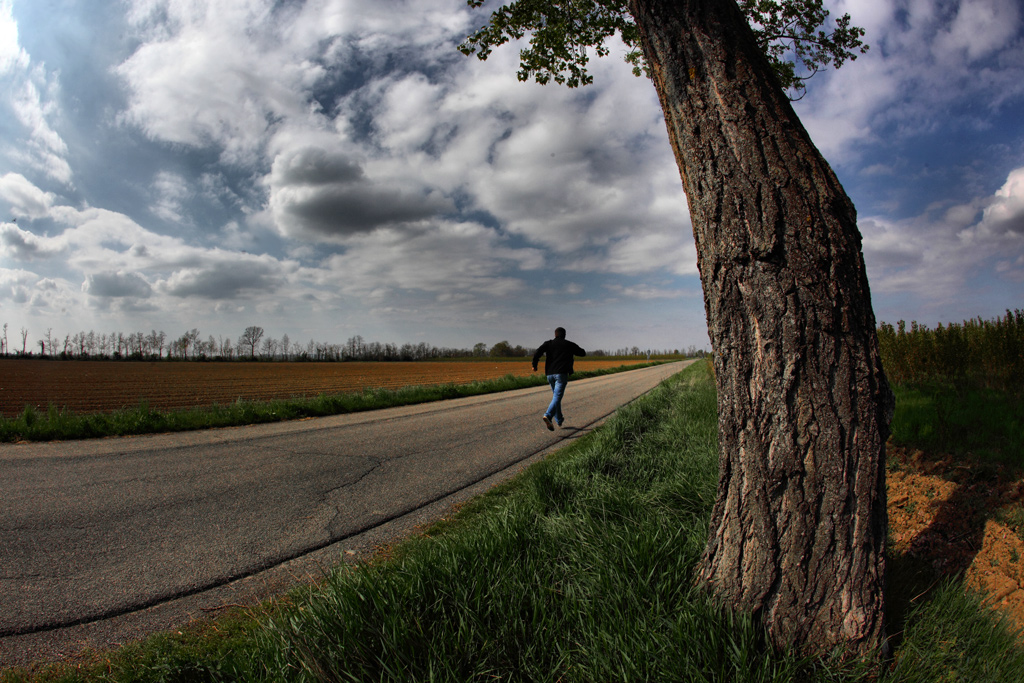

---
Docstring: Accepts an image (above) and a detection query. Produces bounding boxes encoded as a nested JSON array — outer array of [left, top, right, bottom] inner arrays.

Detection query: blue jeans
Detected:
[[545, 373, 568, 425]]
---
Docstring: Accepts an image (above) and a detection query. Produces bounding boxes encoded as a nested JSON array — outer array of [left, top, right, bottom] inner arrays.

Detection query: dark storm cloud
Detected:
[[274, 147, 364, 186], [280, 184, 452, 234], [270, 146, 453, 239], [84, 271, 153, 298], [162, 261, 283, 299]]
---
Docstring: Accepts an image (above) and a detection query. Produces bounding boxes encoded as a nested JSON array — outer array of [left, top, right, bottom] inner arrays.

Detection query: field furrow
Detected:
[[0, 359, 647, 416]]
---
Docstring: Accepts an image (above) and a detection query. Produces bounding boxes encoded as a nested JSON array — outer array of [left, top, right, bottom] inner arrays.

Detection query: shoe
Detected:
[[557, 421, 564, 428], [542, 416, 554, 431]]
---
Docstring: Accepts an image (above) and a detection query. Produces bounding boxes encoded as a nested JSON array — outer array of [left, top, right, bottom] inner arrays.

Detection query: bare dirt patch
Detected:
[[887, 443, 1024, 634], [0, 359, 651, 417]]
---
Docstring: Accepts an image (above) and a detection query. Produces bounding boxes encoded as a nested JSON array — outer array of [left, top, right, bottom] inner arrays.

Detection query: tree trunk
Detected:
[[627, 0, 895, 657]]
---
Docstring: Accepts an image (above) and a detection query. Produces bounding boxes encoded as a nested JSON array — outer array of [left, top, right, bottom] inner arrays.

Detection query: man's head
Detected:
[[554, 327, 566, 339]]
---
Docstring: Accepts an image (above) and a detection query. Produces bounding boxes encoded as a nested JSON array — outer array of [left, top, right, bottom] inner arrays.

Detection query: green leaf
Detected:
[[460, 0, 868, 99]]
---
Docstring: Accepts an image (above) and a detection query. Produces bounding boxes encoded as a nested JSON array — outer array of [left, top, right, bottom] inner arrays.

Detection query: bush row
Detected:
[[877, 309, 1024, 394]]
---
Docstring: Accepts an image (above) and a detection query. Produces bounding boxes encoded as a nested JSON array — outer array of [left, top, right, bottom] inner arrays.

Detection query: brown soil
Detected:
[[887, 443, 1024, 634], [0, 358, 651, 417]]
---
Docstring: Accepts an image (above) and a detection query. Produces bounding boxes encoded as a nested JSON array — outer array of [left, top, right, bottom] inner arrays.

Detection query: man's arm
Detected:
[[532, 341, 548, 371], [574, 343, 586, 357]]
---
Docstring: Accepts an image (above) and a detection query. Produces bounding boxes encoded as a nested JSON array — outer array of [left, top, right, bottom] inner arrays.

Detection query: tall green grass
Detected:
[[886, 582, 1024, 682], [5, 361, 1024, 682], [888, 384, 1023, 467], [0, 363, 662, 443]]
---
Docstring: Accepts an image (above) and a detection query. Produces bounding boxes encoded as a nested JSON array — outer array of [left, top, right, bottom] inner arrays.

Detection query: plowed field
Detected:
[[0, 359, 650, 417]]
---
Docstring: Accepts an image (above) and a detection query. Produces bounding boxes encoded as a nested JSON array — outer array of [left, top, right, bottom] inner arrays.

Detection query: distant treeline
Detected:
[[877, 309, 1023, 394], [0, 323, 704, 362]]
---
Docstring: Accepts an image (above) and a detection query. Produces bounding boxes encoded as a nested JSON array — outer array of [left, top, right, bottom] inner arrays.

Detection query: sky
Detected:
[[1, 0, 1022, 355]]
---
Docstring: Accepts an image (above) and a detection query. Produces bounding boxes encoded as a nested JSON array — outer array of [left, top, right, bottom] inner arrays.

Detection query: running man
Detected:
[[531, 327, 586, 430]]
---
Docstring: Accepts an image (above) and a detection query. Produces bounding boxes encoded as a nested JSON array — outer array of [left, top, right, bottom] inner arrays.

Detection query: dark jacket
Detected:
[[532, 337, 586, 375]]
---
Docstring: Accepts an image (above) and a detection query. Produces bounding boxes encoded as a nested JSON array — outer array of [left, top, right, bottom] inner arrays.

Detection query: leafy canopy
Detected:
[[459, 0, 867, 99]]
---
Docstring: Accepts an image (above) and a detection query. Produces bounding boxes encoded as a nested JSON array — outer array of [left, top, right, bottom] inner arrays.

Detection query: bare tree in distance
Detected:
[[220, 335, 234, 359], [0, 320, 701, 363], [261, 335, 279, 359], [147, 330, 167, 359], [239, 326, 265, 359], [187, 329, 201, 359]]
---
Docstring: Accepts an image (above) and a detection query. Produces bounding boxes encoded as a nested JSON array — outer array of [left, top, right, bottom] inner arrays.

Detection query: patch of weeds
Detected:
[[996, 505, 1024, 536], [21, 404, 37, 428]]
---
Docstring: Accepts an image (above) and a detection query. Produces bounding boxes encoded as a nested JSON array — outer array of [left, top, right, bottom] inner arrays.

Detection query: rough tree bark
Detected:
[[627, 0, 894, 656]]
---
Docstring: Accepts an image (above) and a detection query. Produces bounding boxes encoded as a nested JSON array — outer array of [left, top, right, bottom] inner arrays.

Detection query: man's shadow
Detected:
[[886, 448, 1017, 648]]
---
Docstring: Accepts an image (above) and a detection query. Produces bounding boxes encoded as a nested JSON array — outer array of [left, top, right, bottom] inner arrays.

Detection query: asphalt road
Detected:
[[0, 361, 689, 666]]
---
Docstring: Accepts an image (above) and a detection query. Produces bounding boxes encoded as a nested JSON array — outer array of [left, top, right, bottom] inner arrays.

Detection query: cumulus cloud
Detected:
[[160, 257, 284, 299], [451, 50, 687, 255], [0, 172, 55, 218], [116, 0, 690, 279], [798, 0, 1024, 162], [577, 231, 698, 277], [269, 146, 452, 239], [274, 147, 365, 187], [371, 73, 449, 153], [114, 0, 471, 167], [317, 31, 694, 282], [0, 222, 60, 260], [0, 266, 37, 306], [0, 176, 300, 316], [977, 167, 1024, 237], [861, 165, 1024, 297], [316, 221, 532, 301], [934, 0, 1021, 63], [84, 271, 153, 298], [117, 0, 326, 165]]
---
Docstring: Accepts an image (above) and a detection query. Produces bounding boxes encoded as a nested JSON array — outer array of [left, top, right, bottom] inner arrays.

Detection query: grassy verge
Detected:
[[5, 361, 1024, 681], [0, 362, 666, 443], [889, 383, 1024, 469]]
